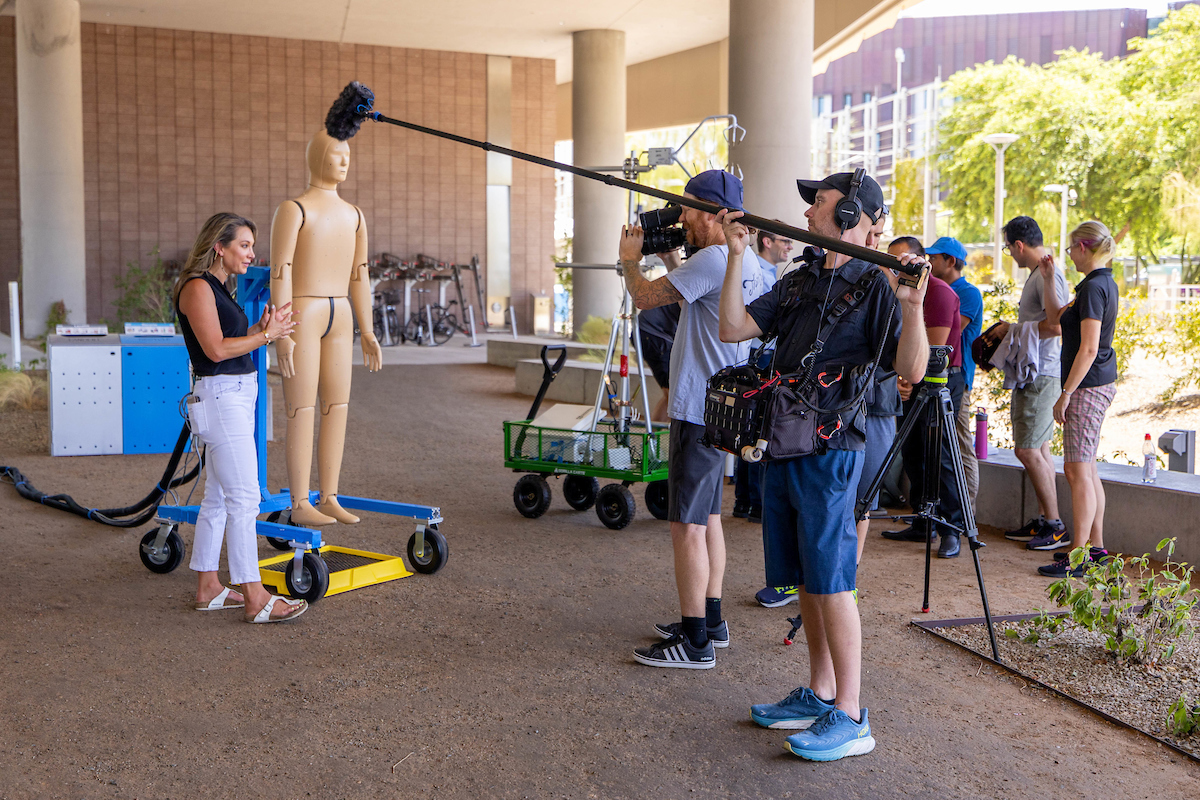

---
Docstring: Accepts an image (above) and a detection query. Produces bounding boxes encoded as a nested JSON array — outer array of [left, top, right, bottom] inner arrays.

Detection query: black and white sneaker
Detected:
[[633, 634, 715, 669], [653, 620, 730, 648]]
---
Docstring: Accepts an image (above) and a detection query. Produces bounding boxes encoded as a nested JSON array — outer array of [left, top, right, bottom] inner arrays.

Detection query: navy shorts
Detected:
[[762, 450, 863, 595], [667, 419, 724, 525]]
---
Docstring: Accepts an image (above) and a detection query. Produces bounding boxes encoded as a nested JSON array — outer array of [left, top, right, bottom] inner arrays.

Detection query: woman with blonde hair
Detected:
[[1035, 220, 1120, 578], [175, 212, 306, 622]]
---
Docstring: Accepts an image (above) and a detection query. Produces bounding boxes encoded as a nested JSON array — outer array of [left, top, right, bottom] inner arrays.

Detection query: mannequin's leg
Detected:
[[315, 297, 359, 524], [285, 296, 336, 526]]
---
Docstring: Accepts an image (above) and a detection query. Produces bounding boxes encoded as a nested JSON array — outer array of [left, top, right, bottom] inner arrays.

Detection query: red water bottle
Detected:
[[975, 407, 988, 460]]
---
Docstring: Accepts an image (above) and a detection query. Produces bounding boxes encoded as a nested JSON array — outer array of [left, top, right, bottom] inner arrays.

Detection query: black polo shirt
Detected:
[[746, 252, 902, 449], [1061, 267, 1118, 388]]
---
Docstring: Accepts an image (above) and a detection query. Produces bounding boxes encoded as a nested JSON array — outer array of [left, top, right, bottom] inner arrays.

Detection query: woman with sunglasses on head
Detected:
[[174, 212, 307, 622], [1035, 220, 1120, 578]]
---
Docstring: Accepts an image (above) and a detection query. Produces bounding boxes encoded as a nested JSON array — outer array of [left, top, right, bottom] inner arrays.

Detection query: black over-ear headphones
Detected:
[[834, 168, 866, 232]]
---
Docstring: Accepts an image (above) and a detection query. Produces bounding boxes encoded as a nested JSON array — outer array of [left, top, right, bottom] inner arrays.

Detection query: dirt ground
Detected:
[[1, 362, 1197, 799]]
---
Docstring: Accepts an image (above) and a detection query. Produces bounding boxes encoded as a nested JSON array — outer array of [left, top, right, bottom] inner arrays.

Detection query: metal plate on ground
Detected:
[[259, 545, 413, 599]]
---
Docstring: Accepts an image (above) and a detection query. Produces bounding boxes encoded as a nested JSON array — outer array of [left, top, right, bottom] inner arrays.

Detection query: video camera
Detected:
[[639, 204, 687, 256]]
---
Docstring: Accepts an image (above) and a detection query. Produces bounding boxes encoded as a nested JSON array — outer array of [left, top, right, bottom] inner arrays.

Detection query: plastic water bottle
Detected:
[[1142, 433, 1157, 483], [975, 408, 988, 460]]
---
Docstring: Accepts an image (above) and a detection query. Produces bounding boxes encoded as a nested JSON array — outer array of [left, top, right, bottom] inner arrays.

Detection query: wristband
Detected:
[[1061, 389, 1072, 396]]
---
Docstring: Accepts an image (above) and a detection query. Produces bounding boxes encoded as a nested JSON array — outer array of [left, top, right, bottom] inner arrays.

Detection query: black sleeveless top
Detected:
[[177, 272, 256, 377]]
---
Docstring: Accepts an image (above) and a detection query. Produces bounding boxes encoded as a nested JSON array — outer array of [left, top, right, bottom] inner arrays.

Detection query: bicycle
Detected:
[[401, 293, 457, 346], [373, 290, 401, 346]]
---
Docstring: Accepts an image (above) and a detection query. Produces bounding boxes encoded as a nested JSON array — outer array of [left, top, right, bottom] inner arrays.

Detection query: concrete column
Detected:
[[728, 0, 813, 224], [16, 0, 88, 331], [571, 29, 625, 333]]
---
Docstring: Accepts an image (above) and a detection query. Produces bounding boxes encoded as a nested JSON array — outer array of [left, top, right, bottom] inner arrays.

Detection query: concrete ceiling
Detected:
[[63, 0, 728, 83]]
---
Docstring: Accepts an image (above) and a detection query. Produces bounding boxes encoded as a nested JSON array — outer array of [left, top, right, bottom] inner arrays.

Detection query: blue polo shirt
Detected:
[[950, 276, 983, 393]]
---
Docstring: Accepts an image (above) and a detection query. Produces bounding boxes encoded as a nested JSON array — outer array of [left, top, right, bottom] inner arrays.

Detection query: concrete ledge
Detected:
[[514, 358, 663, 411], [486, 337, 605, 368], [977, 450, 1200, 565]]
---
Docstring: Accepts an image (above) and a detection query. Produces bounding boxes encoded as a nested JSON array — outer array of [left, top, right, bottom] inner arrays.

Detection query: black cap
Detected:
[[796, 172, 888, 223]]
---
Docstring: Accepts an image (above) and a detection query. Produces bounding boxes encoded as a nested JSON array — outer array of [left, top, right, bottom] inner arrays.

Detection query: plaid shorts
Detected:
[[1063, 383, 1116, 463]]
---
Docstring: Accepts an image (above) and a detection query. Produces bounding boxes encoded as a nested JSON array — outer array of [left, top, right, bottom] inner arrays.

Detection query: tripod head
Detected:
[[922, 345, 954, 382]]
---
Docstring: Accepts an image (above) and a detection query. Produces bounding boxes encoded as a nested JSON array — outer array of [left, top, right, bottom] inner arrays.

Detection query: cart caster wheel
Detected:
[[562, 475, 599, 511], [139, 524, 185, 574], [408, 524, 449, 574], [596, 484, 636, 530], [644, 480, 669, 521], [264, 510, 293, 551], [513, 474, 551, 518], [285, 552, 330, 603]]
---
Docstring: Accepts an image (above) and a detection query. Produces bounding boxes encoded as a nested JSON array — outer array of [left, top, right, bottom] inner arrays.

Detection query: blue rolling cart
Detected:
[[139, 267, 448, 600]]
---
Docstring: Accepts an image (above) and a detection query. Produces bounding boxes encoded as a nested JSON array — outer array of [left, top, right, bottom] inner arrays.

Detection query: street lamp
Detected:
[[983, 133, 1019, 281], [1043, 183, 1078, 266]]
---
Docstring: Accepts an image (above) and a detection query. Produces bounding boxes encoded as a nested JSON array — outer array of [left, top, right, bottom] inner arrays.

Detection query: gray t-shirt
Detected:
[[1017, 266, 1070, 378], [665, 245, 770, 424]]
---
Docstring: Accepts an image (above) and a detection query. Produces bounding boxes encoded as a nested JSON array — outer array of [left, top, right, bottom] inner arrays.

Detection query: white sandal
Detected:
[[247, 594, 308, 624], [194, 586, 245, 611]]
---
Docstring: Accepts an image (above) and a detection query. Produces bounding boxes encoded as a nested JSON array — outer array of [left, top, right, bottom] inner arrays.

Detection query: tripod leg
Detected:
[[938, 391, 1001, 661], [920, 389, 945, 614], [854, 392, 927, 522]]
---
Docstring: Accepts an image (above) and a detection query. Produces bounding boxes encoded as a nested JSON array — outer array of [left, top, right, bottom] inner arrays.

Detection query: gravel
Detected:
[[936, 612, 1200, 759]]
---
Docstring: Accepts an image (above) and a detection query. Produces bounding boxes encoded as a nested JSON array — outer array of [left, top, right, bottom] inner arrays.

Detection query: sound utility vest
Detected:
[[743, 250, 901, 452]]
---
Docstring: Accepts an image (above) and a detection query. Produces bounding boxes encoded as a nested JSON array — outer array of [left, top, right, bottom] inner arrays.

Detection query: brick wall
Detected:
[[0, 21, 555, 332], [0, 18, 18, 335]]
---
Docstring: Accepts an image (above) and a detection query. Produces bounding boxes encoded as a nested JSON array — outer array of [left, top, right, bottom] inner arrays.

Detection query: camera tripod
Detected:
[[855, 346, 1000, 661]]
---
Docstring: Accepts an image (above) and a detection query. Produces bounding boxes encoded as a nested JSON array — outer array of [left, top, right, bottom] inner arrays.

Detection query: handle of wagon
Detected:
[[526, 345, 569, 421]]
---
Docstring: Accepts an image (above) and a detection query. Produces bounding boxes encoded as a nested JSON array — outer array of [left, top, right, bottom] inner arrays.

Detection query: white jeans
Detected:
[[190, 373, 261, 585]]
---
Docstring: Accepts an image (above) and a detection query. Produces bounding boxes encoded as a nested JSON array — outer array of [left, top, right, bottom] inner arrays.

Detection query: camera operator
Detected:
[[717, 172, 930, 761], [619, 170, 772, 669]]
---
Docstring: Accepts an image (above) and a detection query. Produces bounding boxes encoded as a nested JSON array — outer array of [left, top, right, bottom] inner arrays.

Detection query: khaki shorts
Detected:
[[1011, 375, 1058, 450]]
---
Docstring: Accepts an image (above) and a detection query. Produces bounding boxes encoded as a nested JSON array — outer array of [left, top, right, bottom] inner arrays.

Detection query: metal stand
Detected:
[[463, 305, 483, 347], [589, 282, 654, 434], [152, 267, 447, 598], [855, 349, 1000, 661]]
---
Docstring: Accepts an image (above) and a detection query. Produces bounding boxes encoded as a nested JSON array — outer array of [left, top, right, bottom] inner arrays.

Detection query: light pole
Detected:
[[1043, 183, 1077, 266], [983, 133, 1019, 281]]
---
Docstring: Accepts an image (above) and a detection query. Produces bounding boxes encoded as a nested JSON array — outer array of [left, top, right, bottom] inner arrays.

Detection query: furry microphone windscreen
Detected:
[[325, 81, 375, 141]]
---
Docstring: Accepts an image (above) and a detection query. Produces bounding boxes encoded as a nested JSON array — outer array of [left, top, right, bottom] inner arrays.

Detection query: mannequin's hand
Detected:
[[276, 335, 296, 378], [361, 331, 383, 372]]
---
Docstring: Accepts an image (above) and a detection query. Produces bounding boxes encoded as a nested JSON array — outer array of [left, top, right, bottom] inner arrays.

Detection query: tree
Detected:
[[890, 158, 924, 237], [936, 6, 1200, 258]]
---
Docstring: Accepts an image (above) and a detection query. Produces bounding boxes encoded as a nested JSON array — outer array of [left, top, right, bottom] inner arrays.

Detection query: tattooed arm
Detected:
[[619, 225, 685, 310]]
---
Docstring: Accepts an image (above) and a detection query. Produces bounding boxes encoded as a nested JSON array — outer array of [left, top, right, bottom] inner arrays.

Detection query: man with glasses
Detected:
[[998, 216, 1071, 551]]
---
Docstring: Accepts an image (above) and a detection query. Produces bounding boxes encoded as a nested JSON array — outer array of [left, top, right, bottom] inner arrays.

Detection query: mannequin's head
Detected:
[[306, 130, 351, 188]]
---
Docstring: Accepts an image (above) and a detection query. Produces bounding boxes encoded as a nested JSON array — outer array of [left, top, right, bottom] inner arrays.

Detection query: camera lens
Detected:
[[641, 226, 687, 256], [639, 204, 682, 229]]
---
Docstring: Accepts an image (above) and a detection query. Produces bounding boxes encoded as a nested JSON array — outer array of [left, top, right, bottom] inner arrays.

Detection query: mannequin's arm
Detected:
[[270, 201, 303, 378], [350, 208, 382, 372]]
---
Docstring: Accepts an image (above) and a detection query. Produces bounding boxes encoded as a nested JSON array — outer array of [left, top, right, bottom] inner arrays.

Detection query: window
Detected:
[[843, 93, 853, 109], [863, 92, 874, 103]]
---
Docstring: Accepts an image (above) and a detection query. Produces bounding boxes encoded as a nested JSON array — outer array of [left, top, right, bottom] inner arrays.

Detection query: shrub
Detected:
[[1010, 538, 1197, 666], [113, 248, 176, 325]]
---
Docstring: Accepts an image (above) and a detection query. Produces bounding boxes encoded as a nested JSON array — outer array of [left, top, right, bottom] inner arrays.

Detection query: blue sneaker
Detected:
[[749, 686, 835, 729], [755, 585, 799, 608], [784, 708, 875, 762]]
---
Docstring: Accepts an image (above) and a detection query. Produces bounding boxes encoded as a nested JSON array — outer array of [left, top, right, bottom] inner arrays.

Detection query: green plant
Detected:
[[1009, 539, 1197, 665], [1113, 295, 1153, 382], [1167, 693, 1200, 737], [35, 300, 70, 352], [112, 248, 175, 325], [1154, 302, 1200, 401]]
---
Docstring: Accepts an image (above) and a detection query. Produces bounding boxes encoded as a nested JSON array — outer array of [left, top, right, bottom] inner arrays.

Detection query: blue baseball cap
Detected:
[[684, 170, 744, 212], [926, 236, 968, 262]]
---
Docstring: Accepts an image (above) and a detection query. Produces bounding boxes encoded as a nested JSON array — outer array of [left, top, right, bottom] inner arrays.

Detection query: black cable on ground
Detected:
[[1, 421, 202, 528]]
